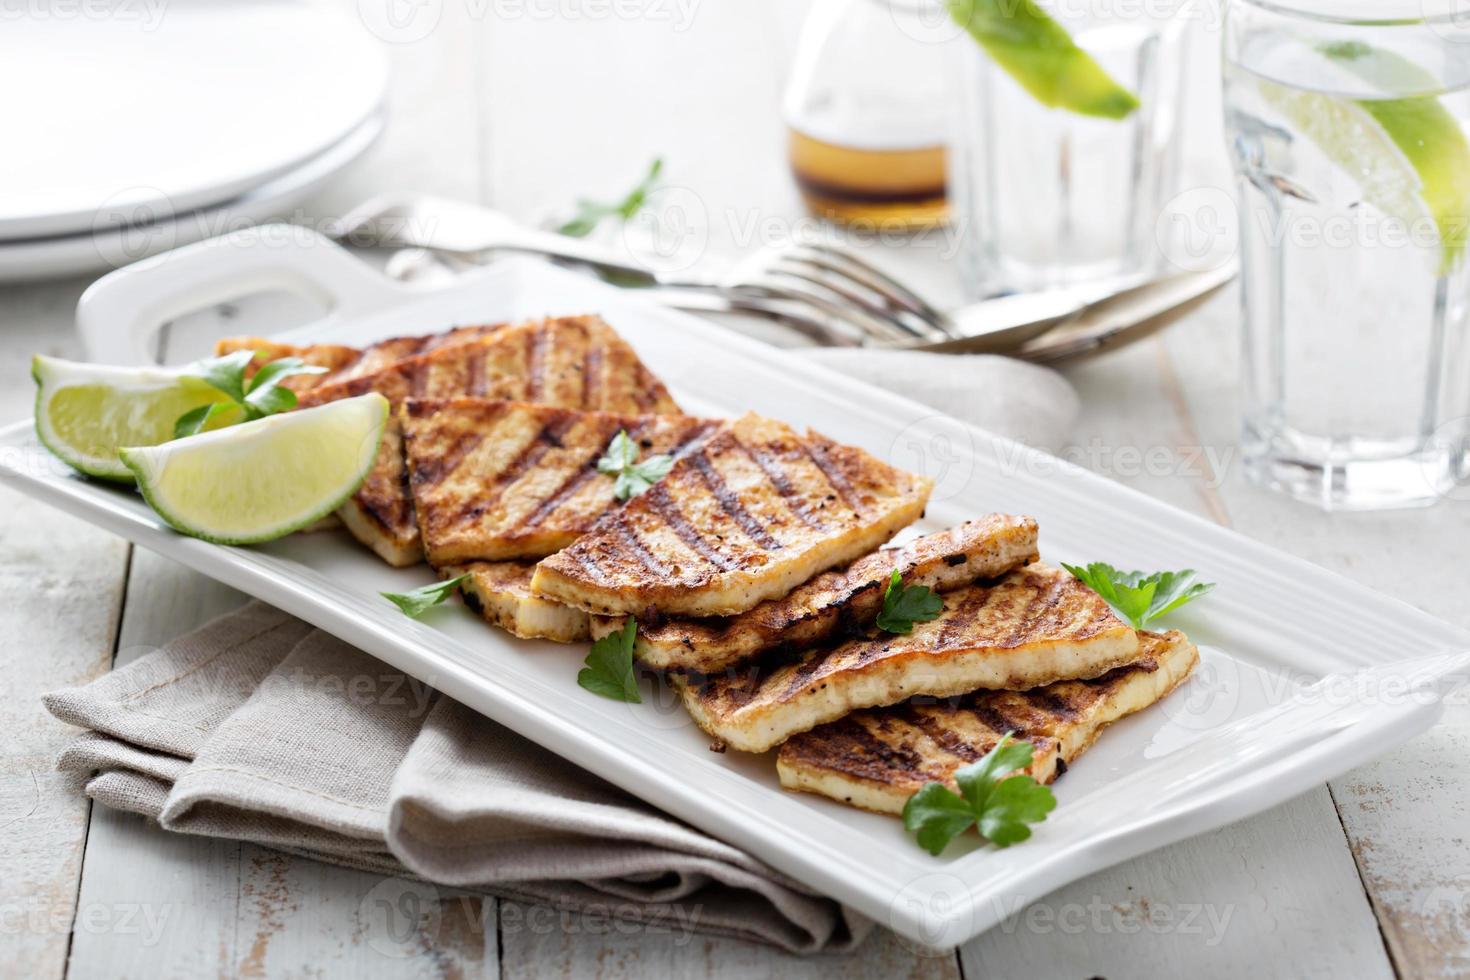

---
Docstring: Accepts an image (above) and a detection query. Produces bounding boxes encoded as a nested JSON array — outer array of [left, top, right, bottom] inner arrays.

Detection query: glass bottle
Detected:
[[783, 0, 953, 230]]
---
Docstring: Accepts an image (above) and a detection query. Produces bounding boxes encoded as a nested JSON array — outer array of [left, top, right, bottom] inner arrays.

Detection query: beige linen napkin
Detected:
[[46, 603, 867, 952], [43, 353, 1077, 954]]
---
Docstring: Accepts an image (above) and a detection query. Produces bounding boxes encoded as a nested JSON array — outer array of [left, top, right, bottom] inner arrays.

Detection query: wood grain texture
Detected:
[[0, 277, 131, 980], [63, 12, 504, 967], [496, 900, 959, 980], [10, 0, 1464, 972], [1161, 291, 1470, 976]]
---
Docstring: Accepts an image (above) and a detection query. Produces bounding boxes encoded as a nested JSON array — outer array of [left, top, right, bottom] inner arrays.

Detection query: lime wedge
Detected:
[[1262, 44, 1470, 273], [948, 0, 1139, 120], [33, 355, 237, 482], [120, 393, 388, 545]]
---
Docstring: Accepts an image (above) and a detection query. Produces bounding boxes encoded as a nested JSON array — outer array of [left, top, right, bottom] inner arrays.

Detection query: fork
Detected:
[[329, 194, 943, 346], [330, 193, 1235, 356]]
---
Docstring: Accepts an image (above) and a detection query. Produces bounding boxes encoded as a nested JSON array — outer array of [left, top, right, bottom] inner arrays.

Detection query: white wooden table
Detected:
[[4, 3, 1468, 977]]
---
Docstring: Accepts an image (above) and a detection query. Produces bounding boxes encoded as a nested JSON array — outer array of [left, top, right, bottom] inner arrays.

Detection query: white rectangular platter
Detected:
[[6, 228, 1468, 950]]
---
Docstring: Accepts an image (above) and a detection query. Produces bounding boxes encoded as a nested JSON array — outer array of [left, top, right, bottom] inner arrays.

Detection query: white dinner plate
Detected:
[[3, 228, 1467, 950], [0, 2, 388, 242], [0, 112, 383, 283]]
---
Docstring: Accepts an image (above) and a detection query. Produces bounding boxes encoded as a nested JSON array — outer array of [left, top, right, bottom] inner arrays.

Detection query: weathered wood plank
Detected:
[[959, 788, 1392, 978], [954, 326, 1395, 977], [496, 900, 959, 980], [1162, 289, 1470, 975], [61, 0, 504, 975], [0, 276, 132, 980]]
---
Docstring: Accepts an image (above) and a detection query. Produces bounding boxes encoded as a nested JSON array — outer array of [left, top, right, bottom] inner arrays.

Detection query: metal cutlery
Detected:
[[330, 193, 1236, 361]]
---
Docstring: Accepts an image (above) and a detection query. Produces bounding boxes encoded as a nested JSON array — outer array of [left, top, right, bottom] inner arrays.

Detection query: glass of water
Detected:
[[948, 0, 1190, 294], [1224, 0, 1470, 509]]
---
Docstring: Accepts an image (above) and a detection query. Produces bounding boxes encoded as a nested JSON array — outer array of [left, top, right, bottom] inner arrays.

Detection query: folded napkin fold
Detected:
[[43, 351, 1077, 953], [46, 602, 871, 952]]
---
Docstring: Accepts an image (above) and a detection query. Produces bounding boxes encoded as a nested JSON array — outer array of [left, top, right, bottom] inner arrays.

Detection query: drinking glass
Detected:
[[1224, 0, 1470, 509], [948, 0, 1190, 294]]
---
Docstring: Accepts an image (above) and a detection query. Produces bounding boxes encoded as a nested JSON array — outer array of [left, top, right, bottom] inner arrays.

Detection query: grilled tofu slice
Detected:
[[670, 562, 1141, 753], [296, 315, 680, 414], [295, 315, 682, 566], [588, 515, 1040, 674], [444, 561, 592, 642], [216, 323, 505, 392], [403, 398, 717, 564], [532, 413, 934, 618], [775, 629, 1199, 814]]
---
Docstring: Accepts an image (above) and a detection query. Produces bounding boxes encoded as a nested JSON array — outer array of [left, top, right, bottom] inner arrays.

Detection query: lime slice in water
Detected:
[[120, 393, 388, 546], [33, 355, 237, 482], [1261, 44, 1470, 273], [947, 0, 1139, 120]]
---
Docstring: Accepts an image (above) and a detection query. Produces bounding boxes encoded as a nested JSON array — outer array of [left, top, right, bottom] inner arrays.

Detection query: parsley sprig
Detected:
[[1062, 563, 1214, 630], [875, 570, 943, 634], [382, 573, 470, 618], [902, 734, 1057, 854], [558, 158, 664, 238], [578, 619, 642, 703], [173, 350, 327, 438], [597, 430, 674, 501]]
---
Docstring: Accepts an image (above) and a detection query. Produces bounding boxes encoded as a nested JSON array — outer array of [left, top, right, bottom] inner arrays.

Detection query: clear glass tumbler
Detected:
[[1224, 0, 1470, 509], [948, 0, 1190, 294]]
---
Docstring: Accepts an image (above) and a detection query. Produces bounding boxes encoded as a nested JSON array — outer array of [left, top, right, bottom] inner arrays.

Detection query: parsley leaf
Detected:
[[902, 734, 1057, 855], [1061, 563, 1215, 629], [173, 351, 327, 438], [557, 158, 664, 238], [196, 349, 255, 404], [875, 569, 944, 634], [382, 573, 470, 618], [578, 619, 642, 703], [597, 429, 674, 501]]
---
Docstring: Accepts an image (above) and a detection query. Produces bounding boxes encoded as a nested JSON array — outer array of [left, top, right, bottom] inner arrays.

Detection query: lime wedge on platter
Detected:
[[33, 355, 238, 482], [947, 0, 1139, 120], [120, 393, 388, 546]]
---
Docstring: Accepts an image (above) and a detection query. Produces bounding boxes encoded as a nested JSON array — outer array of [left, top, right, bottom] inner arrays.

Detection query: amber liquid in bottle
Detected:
[[788, 127, 948, 230]]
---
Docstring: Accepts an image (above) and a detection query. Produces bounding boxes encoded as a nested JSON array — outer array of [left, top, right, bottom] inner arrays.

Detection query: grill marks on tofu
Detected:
[[670, 563, 1141, 753], [588, 515, 1041, 674], [775, 630, 1199, 814], [403, 398, 717, 564], [295, 315, 680, 415], [443, 561, 592, 643], [216, 323, 506, 392], [531, 413, 934, 618], [287, 316, 682, 566]]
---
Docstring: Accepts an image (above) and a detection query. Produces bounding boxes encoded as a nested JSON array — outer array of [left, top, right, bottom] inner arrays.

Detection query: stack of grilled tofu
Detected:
[[223, 317, 1198, 817]]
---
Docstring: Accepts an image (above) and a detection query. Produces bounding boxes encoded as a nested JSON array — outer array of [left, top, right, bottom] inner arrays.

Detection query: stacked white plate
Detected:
[[0, 2, 389, 282]]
